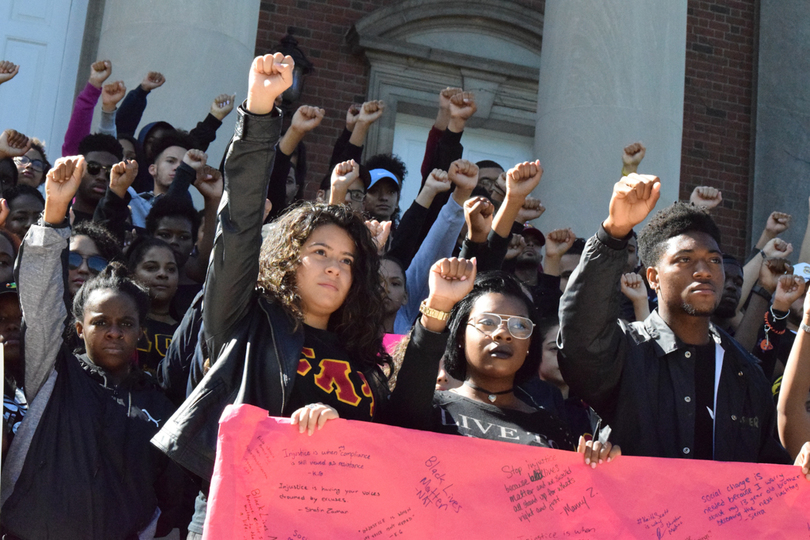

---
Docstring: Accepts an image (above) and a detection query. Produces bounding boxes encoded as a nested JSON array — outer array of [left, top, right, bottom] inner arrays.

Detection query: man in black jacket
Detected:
[[558, 173, 805, 467]]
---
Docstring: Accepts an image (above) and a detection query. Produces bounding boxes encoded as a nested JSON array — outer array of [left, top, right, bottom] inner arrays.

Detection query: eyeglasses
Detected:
[[13, 156, 44, 173], [86, 161, 113, 178], [346, 189, 365, 203], [468, 312, 535, 340], [68, 252, 108, 275]]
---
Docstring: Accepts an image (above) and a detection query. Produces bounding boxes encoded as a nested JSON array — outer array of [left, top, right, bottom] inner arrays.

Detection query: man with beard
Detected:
[[710, 254, 744, 333], [559, 175, 795, 465]]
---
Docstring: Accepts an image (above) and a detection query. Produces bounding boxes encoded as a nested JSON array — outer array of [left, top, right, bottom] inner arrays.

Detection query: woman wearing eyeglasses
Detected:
[[13, 140, 50, 188], [391, 266, 619, 462]]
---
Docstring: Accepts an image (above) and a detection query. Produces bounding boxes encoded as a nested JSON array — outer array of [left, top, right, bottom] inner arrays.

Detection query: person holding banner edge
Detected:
[[558, 172, 810, 475]]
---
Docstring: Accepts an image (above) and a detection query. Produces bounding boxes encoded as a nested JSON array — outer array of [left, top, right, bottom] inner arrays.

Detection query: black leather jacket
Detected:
[[151, 105, 389, 481], [558, 226, 790, 464]]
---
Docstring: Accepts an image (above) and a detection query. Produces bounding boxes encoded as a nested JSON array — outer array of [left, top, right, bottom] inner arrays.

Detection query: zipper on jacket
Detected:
[[261, 302, 286, 412]]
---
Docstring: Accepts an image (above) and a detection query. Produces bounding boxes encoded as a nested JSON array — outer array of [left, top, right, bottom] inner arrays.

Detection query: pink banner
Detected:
[[204, 404, 810, 539]]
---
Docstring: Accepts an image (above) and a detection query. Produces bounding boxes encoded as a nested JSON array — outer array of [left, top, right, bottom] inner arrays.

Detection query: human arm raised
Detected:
[[61, 60, 110, 156], [492, 161, 543, 239], [0, 129, 31, 160], [543, 228, 576, 277], [777, 285, 810, 465], [185, 151, 223, 284], [115, 71, 164, 135], [348, 100, 384, 147], [620, 272, 651, 321], [0, 61, 19, 85]]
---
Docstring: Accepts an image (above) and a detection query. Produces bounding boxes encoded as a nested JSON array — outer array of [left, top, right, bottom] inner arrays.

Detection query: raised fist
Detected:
[[330, 160, 360, 195], [291, 105, 325, 133], [194, 165, 223, 201], [423, 169, 451, 195], [439, 87, 463, 111], [141, 71, 166, 92], [0, 61, 19, 85], [773, 274, 806, 313], [765, 211, 791, 237], [544, 228, 576, 259], [364, 220, 391, 254], [0, 129, 31, 159], [448, 159, 479, 195], [505, 234, 526, 261], [620, 272, 648, 304], [689, 186, 723, 210], [357, 100, 385, 125], [44, 156, 86, 222], [464, 196, 494, 244], [604, 173, 661, 239], [505, 160, 543, 200], [517, 196, 545, 223], [622, 141, 646, 174], [247, 53, 294, 115], [345, 103, 362, 132], [449, 91, 476, 121], [89, 60, 111, 89], [762, 237, 793, 260], [102, 81, 126, 112], [759, 258, 793, 294], [109, 160, 139, 198], [210, 93, 237, 121], [427, 257, 477, 311]]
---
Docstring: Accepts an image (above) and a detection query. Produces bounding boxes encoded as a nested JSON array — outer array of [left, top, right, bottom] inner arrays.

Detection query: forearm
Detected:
[[189, 114, 222, 152], [167, 162, 195, 198], [777, 318, 810, 458], [348, 121, 371, 147], [420, 126, 443, 183], [98, 108, 118, 138], [735, 294, 769, 353], [632, 298, 651, 322], [800, 222, 810, 264], [266, 148, 292, 221], [756, 228, 775, 251], [18, 224, 70, 401], [739, 254, 764, 310], [92, 189, 130, 242], [278, 127, 305, 156], [492, 195, 523, 239], [62, 82, 101, 156], [186, 196, 219, 284], [115, 87, 148, 135]]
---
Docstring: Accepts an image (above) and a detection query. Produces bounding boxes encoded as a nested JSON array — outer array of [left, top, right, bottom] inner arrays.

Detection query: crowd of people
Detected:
[[0, 49, 808, 539]]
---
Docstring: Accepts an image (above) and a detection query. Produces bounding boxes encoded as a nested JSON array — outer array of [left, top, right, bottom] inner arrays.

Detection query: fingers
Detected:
[[290, 403, 339, 436], [91, 59, 111, 73], [623, 141, 644, 156], [506, 160, 543, 197], [547, 228, 574, 245], [464, 196, 494, 218], [578, 436, 618, 468], [431, 257, 476, 282], [439, 87, 463, 102], [765, 258, 793, 277], [184, 149, 207, 169]]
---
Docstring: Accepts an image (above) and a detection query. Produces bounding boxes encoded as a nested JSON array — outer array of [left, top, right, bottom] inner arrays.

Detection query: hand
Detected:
[[210, 93, 237, 121], [101, 81, 126, 112], [0, 199, 9, 229], [505, 160, 543, 200], [109, 160, 139, 198], [44, 156, 86, 223], [427, 258, 477, 312], [620, 272, 648, 304], [263, 199, 273, 222], [449, 91, 477, 121], [345, 103, 361, 132], [765, 211, 791, 237], [773, 274, 806, 313], [464, 196, 494, 244], [758, 258, 793, 294], [290, 403, 339, 436], [578, 436, 620, 468], [0, 129, 31, 159], [356, 100, 385, 125], [194, 166, 223, 201], [365, 220, 391, 254], [439, 87, 463, 111], [88, 60, 111, 89], [794, 441, 810, 481], [246, 53, 294, 115], [544, 228, 576, 259], [505, 234, 526, 261], [423, 169, 452, 195], [621, 141, 646, 174], [183, 148, 208, 174], [0, 61, 19, 85], [689, 186, 723, 210], [603, 173, 661, 238], [140, 71, 166, 92], [516, 197, 545, 223], [291, 105, 325, 134], [448, 159, 478, 202], [762, 237, 793, 259], [330, 159, 360, 195]]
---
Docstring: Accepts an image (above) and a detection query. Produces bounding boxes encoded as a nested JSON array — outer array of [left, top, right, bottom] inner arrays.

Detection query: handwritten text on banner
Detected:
[[204, 404, 810, 539]]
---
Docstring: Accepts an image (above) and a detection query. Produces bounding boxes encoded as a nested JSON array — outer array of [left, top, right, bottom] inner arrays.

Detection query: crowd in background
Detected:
[[0, 51, 808, 539]]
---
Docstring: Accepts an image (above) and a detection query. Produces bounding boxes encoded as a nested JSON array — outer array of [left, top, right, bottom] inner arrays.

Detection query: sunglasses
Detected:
[[86, 161, 113, 177], [13, 156, 44, 173], [68, 252, 108, 275], [468, 312, 535, 340]]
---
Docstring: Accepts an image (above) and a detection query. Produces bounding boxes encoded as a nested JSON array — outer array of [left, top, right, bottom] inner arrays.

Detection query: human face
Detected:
[[0, 235, 15, 284], [363, 179, 399, 221], [75, 289, 141, 377], [0, 293, 22, 365], [15, 148, 45, 187], [715, 261, 743, 319], [285, 167, 299, 206], [538, 324, 564, 388], [517, 235, 544, 266], [133, 246, 179, 305], [380, 258, 407, 316], [463, 293, 532, 384], [153, 216, 194, 268], [68, 235, 103, 296], [78, 151, 117, 204], [295, 224, 355, 329], [148, 146, 186, 194], [118, 138, 137, 161], [477, 166, 503, 195], [344, 178, 366, 214], [436, 357, 462, 392], [558, 253, 581, 293], [6, 194, 44, 240], [647, 232, 724, 319], [626, 236, 639, 273]]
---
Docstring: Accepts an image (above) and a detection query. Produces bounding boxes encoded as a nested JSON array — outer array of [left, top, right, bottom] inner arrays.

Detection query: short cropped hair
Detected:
[[638, 201, 722, 267], [78, 133, 123, 161]]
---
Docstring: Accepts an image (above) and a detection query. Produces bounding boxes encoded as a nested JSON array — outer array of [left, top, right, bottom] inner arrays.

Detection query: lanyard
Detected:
[[710, 341, 724, 459]]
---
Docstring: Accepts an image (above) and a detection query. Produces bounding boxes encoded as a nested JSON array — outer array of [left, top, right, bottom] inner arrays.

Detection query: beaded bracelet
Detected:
[[760, 309, 787, 351]]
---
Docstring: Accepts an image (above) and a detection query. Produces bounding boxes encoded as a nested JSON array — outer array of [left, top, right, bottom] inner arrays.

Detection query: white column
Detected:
[[534, 0, 687, 236], [94, 0, 261, 166]]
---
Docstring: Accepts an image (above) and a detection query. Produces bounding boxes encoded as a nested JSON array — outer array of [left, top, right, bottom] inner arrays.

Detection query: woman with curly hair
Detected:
[[152, 53, 396, 539]]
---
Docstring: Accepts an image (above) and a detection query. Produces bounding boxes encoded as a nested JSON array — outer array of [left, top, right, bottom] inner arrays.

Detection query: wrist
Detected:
[[43, 203, 68, 225], [772, 300, 791, 313], [602, 217, 632, 240], [89, 80, 102, 89], [621, 165, 637, 176], [110, 185, 127, 198], [425, 296, 456, 314], [452, 188, 473, 206], [469, 231, 488, 244], [101, 104, 116, 113], [447, 117, 466, 133]]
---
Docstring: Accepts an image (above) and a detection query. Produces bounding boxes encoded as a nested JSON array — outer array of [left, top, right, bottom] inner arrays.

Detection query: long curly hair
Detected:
[[257, 202, 389, 370]]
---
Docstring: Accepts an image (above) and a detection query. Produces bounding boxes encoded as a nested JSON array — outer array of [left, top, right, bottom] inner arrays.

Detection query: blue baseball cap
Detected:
[[368, 169, 400, 191]]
